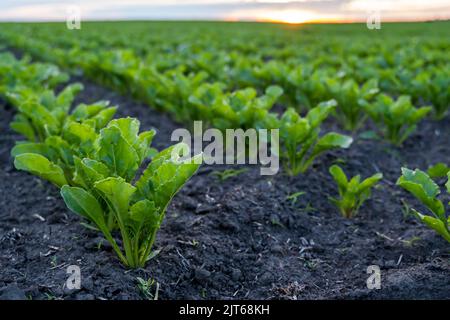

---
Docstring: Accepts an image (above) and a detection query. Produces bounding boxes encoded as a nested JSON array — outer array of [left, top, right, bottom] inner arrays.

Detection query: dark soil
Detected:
[[1, 74, 449, 300]]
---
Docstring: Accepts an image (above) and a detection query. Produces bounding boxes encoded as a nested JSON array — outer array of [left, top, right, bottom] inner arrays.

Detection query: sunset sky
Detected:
[[0, 0, 449, 23]]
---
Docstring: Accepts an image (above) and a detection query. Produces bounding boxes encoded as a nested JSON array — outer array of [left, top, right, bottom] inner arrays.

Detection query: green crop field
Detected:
[[0, 20, 449, 301]]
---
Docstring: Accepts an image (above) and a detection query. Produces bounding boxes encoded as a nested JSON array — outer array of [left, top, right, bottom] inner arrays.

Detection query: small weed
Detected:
[[211, 168, 248, 182], [50, 256, 57, 268], [400, 236, 422, 247], [401, 199, 413, 219], [136, 277, 159, 300], [44, 292, 57, 300], [286, 191, 306, 205], [271, 219, 285, 228]]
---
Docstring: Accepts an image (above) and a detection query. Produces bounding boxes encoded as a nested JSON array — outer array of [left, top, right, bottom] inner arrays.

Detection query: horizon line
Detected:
[[1, 18, 449, 24]]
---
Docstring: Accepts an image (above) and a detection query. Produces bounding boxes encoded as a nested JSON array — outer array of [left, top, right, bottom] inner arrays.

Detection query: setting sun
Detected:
[[256, 10, 322, 24]]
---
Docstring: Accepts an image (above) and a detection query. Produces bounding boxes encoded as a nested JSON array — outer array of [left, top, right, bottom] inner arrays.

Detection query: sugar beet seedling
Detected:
[[279, 100, 353, 176], [329, 165, 383, 218], [61, 142, 201, 268], [397, 168, 450, 243]]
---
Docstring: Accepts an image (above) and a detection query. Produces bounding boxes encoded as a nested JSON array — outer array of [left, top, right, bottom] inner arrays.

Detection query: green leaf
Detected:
[[312, 133, 353, 157], [397, 168, 445, 220], [129, 199, 160, 228], [359, 130, 380, 140], [63, 121, 97, 155], [11, 142, 51, 158], [329, 165, 348, 193], [137, 130, 156, 158], [358, 173, 383, 193], [108, 118, 140, 145], [94, 177, 136, 215], [18, 101, 60, 138], [265, 85, 283, 98], [136, 143, 201, 210], [97, 126, 139, 181], [412, 209, 450, 243], [91, 107, 118, 129], [64, 121, 97, 143], [348, 175, 362, 192], [10, 114, 36, 141], [306, 100, 336, 129], [61, 185, 105, 224], [14, 153, 68, 187], [73, 157, 110, 188], [446, 172, 450, 194], [61, 185, 127, 263], [135, 144, 177, 198], [54, 83, 83, 113], [71, 101, 109, 120], [399, 168, 440, 198], [108, 118, 155, 163], [282, 119, 310, 144], [45, 136, 73, 166], [427, 163, 450, 179]]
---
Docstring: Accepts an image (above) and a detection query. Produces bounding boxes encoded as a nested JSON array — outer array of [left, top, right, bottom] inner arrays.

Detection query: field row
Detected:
[[0, 22, 449, 297], [1, 23, 449, 127], [0, 52, 203, 268], [1, 50, 449, 273]]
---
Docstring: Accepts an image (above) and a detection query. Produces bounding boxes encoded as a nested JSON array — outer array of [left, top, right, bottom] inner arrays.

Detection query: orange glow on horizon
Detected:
[[259, 16, 349, 24], [229, 9, 347, 25]]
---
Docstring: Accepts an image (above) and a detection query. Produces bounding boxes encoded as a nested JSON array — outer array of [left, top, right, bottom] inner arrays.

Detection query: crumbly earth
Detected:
[[0, 71, 449, 300]]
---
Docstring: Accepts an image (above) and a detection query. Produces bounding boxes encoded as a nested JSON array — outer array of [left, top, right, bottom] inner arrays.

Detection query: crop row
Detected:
[[0, 29, 443, 150], [0, 52, 201, 268], [0, 23, 448, 123], [1, 22, 449, 267], [1, 50, 449, 271]]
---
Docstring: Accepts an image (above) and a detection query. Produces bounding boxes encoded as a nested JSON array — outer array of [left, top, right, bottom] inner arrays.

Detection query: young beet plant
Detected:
[[326, 78, 379, 131], [329, 165, 383, 218], [397, 168, 450, 243], [15, 117, 156, 213], [411, 69, 450, 120], [16, 116, 201, 267], [0, 52, 69, 98], [8, 83, 117, 143], [12, 100, 118, 187], [361, 94, 431, 146], [188, 84, 283, 130], [61, 143, 201, 268], [279, 100, 353, 176]]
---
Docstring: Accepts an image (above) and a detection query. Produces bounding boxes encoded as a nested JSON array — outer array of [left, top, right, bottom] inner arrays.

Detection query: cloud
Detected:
[[0, 0, 449, 22]]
